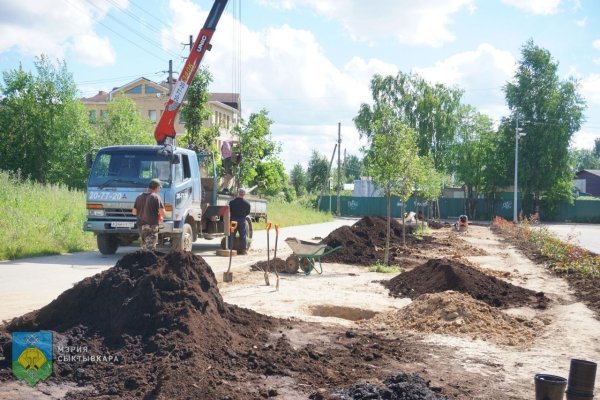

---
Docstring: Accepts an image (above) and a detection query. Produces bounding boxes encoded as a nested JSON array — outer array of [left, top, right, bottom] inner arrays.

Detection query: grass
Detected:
[[411, 225, 432, 240], [368, 262, 404, 273], [256, 200, 334, 230], [0, 171, 96, 260], [492, 216, 600, 278]]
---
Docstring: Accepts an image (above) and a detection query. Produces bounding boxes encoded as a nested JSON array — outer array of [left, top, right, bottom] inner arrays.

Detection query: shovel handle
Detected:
[[230, 221, 238, 233], [275, 224, 279, 235], [266, 222, 271, 231]]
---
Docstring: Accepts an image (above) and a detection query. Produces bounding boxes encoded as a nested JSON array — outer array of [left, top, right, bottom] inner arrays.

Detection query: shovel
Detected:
[[264, 222, 271, 286], [223, 221, 238, 283], [274, 224, 280, 291]]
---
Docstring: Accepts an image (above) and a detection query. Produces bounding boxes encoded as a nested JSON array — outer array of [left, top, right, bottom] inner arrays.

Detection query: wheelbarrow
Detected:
[[284, 238, 342, 275]]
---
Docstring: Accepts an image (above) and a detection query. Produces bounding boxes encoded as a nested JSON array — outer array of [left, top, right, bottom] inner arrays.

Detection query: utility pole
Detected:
[[337, 123, 341, 216], [513, 115, 525, 223], [168, 60, 173, 95], [317, 144, 338, 211]]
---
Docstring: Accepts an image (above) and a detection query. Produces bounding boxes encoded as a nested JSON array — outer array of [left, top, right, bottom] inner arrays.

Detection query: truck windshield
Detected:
[[88, 151, 173, 189]]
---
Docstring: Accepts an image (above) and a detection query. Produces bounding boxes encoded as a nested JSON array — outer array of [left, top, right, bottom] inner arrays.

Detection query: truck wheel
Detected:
[[97, 234, 119, 255], [172, 223, 194, 252]]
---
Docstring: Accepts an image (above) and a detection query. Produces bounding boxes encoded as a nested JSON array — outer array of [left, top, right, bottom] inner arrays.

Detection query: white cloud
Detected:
[[502, 0, 562, 15], [576, 17, 587, 27], [0, 0, 122, 66], [581, 74, 600, 105], [413, 43, 516, 119], [161, 0, 396, 170], [571, 128, 599, 150], [258, 0, 475, 47], [593, 39, 600, 50]]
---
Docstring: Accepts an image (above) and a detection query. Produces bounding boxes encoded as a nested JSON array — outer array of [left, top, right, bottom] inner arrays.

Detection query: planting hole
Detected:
[[309, 305, 378, 321]]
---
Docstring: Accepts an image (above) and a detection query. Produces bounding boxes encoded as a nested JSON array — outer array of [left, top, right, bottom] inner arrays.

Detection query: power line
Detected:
[[81, 0, 180, 60], [61, 0, 168, 64]]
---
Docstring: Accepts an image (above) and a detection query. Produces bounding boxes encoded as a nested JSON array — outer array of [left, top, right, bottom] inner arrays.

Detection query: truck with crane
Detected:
[[83, 0, 267, 254]]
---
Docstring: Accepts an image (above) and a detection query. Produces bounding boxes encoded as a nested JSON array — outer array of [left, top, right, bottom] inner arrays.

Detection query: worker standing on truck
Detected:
[[229, 187, 251, 255], [132, 179, 166, 251], [220, 139, 237, 193]]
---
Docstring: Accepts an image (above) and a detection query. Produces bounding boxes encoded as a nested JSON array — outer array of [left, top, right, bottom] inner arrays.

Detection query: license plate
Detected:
[[110, 221, 135, 228]]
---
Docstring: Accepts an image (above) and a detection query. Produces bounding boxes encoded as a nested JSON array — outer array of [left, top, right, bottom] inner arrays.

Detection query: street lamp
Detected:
[[513, 115, 526, 223]]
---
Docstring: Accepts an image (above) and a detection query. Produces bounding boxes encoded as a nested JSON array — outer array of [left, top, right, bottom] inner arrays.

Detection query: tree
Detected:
[[95, 96, 154, 147], [571, 148, 600, 171], [415, 156, 444, 222], [236, 109, 286, 195], [503, 40, 585, 213], [306, 150, 329, 194], [362, 106, 420, 263], [290, 163, 307, 197], [344, 154, 364, 183], [355, 72, 462, 172], [0, 56, 95, 188], [450, 105, 496, 218], [179, 68, 216, 151], [594, 138, 600, 159]]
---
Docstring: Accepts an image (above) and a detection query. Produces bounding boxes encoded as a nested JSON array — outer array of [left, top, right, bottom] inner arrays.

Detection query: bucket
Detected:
[[566, 390, 594, 400], [568, 359, 597, 395], [535, 374, 567, 400]]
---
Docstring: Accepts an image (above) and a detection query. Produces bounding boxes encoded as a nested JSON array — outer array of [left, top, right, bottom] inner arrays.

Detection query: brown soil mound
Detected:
[[320, 216, 417, 265], [383, 258, 548, 309], [0, 251, 435, 399], [363, 291, 542, 346], [250, 257, 293, 273]]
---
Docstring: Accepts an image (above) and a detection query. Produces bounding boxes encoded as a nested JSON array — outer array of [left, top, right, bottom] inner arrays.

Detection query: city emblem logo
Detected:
[[12, 331, 53, 386]]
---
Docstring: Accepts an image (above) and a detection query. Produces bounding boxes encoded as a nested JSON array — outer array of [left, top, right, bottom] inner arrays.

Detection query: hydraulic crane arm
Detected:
[[155, 0, 229, 145]]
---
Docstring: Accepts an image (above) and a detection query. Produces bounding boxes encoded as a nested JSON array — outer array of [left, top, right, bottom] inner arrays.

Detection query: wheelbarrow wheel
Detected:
[[285, 255, 299, 274], [300, 257, 312, 275]]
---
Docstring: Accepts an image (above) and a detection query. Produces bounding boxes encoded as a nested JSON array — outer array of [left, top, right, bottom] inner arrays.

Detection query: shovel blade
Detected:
[[223, 272, 233, 283]]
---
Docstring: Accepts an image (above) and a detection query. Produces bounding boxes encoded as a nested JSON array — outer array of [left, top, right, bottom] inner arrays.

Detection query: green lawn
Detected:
[[255, 200, 334, 230], [0, 172, 96, 260]]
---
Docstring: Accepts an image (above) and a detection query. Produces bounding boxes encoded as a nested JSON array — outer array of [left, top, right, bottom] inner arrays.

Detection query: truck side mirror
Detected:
[[85, 153, 94, 169], [172, 154, 181, 165]]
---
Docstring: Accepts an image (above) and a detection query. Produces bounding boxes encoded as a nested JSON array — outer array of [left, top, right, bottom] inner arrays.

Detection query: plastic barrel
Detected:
[[568, 359, 597, 395], [535, 374, 568, 400]]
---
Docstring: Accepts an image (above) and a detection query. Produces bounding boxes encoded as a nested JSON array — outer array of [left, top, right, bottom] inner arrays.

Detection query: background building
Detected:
[[81, 77, 240, 138]]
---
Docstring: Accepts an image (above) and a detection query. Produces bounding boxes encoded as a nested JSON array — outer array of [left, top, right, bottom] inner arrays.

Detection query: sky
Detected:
[[1, 0, 599, 172]]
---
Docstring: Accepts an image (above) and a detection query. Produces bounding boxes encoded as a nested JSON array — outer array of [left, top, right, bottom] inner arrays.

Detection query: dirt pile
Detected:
[[250, 257, 293, 273], [1, 251, 276, 398], [363, 291, 543, 346], [313, 373, 446, 400], [319, 217, 486, 266], [319, 216, 417, 265], [383, 258, 548, 309], [0, 251, 441, 399]]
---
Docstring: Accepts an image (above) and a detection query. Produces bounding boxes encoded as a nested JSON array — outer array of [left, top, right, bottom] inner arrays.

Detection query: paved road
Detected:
[[542, 223, 600, 254], [0, 219, 355, 322]]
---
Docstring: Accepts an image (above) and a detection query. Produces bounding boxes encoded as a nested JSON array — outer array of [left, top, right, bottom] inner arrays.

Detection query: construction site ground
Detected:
[[1, 219, 599, 399]]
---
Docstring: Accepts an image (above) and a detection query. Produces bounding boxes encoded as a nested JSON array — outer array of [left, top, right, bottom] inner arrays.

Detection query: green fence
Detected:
[[318, 195, 600, 222]]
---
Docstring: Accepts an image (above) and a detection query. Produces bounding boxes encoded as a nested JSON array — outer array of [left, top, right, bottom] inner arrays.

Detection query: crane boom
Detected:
[[155, 0, 229, 145]]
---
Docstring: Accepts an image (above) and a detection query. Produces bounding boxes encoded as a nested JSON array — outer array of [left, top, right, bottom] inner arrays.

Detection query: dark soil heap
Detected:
[[250, 257, 291, 273], [0, 251, 438, 399], [1, 251, 275, 398], [320, 216, 416, 265], [383, 258, 548, 309], [323, 373, 447, 400]]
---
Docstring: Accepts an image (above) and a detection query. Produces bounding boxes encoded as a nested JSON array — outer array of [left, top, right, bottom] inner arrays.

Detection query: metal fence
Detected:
[[318, 195, 600, 222]]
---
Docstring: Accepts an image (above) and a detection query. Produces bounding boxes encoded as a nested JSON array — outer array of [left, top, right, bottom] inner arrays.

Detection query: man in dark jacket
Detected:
[[229, 187, 251, 255], [132, 179, 165, 251]]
